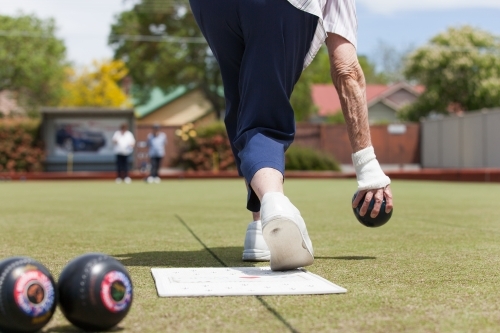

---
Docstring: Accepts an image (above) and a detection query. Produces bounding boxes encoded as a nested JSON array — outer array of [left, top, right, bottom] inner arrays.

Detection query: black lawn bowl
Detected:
[[352, 191, 393, 228], [58, 253, 133, 331], [0, 257, 57, 333]]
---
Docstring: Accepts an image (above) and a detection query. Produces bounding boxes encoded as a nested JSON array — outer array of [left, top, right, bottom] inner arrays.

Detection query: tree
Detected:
[[108, 0, 223, 117], [372, 40, 413, 84], [0, 14, 66, 114], [109, 3, 386, 122], [402, 26, 500, 121], [59, 60, 131, 107], [291, 47, 386, 121]]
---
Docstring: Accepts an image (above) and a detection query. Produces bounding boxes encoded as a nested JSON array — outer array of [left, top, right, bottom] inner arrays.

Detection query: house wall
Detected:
[[385, 89, 418, 107], [138, 90, 212, 126], [368, 102, 397, 124]]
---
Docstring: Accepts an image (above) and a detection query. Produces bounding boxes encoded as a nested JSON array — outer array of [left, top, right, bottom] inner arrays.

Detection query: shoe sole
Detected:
[[242, 249, 271, 262], [263, 218, 314, 271]]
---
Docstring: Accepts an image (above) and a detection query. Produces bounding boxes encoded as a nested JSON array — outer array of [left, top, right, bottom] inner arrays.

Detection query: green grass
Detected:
[[0, 179, 499, 333]]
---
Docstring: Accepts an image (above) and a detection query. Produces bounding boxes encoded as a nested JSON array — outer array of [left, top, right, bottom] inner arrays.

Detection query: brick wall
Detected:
[[295, 123, 420, 164], [133, 123, 421, 170]]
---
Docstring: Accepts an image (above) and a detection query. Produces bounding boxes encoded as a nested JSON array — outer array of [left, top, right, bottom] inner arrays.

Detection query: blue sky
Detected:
[[1, 0, 500, 67], [357, 4, 500, 59]]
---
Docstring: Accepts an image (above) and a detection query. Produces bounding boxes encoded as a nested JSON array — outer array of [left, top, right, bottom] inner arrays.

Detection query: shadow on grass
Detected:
[[113, 247, 257, 268], [44, 325, 124, 332], [316, 256, 376, 260], [113, 249, 375, 267]]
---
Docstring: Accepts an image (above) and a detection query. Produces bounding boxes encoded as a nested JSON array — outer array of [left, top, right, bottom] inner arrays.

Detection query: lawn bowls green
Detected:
[[0, 257, 57, 333], [352, 191, 392, 228], [58, 253, 133, 331]]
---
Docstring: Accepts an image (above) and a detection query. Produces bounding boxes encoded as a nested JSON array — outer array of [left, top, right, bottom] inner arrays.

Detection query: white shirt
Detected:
[[286, 0, 358, 68], [112, 130, 136, 156]]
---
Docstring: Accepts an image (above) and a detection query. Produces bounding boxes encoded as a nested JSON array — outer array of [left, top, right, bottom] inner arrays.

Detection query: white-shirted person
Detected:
[[112, 123, 136, 184]]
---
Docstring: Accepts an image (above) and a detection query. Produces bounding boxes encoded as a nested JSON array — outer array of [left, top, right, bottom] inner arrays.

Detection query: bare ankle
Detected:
[[250, 168, 284, 200]]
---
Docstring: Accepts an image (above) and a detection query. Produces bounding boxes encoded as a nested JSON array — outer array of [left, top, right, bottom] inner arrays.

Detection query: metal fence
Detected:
[[421, 108, 500, 168]]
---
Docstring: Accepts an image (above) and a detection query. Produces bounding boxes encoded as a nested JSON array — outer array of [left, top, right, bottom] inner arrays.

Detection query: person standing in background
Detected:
[[112, 123, 135, 184], [146, 123, 167, 184]]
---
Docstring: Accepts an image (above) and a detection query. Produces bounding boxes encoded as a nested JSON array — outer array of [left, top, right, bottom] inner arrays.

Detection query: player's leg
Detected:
[[189, 0, 267, 260], [234, 0, 318, 270], [123, 155, 131, 183], [190, 0, 318, 270], [155, 157, 163, 181], [150, 157, 158, 178], [189, 0, 245, 176], [234, 0, 318, 202], [115, 154, 122, 183]]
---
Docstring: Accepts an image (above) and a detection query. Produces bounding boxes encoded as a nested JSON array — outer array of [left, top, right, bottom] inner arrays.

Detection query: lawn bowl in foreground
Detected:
[[352, 191, 392, 228], [0, 257, 57, 333], [58, 253, 133, 331]]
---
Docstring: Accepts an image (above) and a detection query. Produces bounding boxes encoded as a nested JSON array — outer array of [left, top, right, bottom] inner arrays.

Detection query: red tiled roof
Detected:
[[311, 84, 389, 116], [413, 85, 426, 94], [311, 84, 424, 117]]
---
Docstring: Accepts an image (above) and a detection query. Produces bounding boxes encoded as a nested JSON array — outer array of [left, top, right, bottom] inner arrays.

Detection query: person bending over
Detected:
[[189, 0, 392, 271]]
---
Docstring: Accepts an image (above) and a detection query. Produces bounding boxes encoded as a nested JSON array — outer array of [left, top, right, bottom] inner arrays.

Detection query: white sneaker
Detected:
[[115, 178, 122, 184], [260, 192, 314, 271], [124, 177, 132, 184], [242, 220, 270, 261], [154, 177, 161, 184], [146, 176, 154, 184]]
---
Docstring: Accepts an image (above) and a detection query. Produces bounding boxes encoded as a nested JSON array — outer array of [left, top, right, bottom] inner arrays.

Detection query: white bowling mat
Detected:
[[151, 267, 347, 297]]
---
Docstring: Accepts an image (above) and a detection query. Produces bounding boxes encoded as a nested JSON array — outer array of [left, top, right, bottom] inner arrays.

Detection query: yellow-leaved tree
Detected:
[[59, 59, 131, 107]]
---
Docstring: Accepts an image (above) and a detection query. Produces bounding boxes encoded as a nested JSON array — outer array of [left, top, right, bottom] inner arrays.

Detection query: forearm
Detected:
[[326, 34, 371, 153], [326, 34, 390, 191]]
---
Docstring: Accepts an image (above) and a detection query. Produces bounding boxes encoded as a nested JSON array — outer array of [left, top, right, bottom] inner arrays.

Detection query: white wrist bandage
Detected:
[[352, 146, 391, 191]]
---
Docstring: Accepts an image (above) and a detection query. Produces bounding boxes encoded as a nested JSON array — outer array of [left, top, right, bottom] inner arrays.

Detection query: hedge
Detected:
[[0, 118, 44, 172], [285, 145, 340, 171]]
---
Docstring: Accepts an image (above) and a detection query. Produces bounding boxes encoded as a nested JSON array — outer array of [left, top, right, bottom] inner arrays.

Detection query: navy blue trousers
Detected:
[[190, 0, 318, 211], [116, 154, 129, 179], [150, 157, 162, 178]]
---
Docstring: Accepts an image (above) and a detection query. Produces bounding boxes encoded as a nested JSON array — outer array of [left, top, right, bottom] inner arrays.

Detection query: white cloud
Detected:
[[0, 0, 136, 66], [358, 0, 500, 14]]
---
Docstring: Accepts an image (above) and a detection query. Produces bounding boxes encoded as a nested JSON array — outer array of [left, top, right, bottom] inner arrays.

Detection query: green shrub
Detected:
[[0, 118, 44, 172], [285, 145, 340, 171], [172, 122, 236, 171]]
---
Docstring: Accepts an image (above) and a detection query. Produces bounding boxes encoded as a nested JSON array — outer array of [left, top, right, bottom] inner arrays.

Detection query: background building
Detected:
[[311, 82, 424, 123]]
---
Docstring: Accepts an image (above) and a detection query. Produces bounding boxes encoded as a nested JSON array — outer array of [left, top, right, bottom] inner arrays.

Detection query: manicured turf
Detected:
[[0, 179, 499, 332]]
